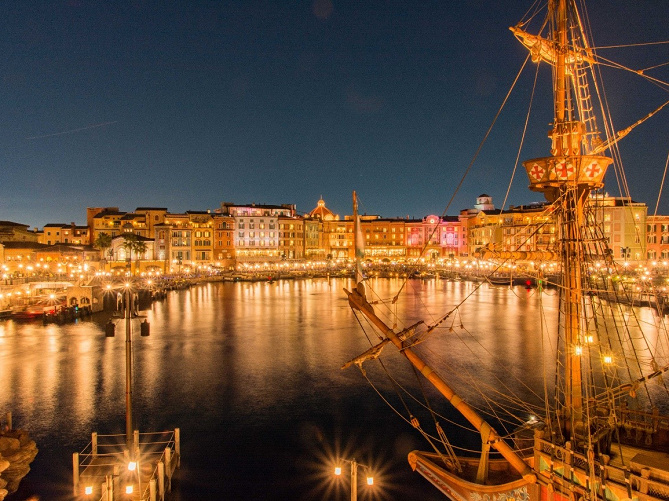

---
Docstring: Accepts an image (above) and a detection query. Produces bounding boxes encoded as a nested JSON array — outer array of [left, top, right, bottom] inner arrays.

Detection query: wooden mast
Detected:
[[555, 0, 585, 429], [519, 0, 612, 438], [344, 286, 536, 483]]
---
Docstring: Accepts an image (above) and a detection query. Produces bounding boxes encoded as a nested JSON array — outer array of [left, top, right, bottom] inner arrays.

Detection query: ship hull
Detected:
[[409, 452, 535, 501]]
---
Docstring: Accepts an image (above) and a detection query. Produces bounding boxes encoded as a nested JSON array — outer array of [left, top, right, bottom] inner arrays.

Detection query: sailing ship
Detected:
[[343, 1, 669, 500]]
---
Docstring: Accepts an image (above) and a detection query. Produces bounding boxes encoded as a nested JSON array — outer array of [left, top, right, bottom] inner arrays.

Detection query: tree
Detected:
[[122, 234, 148, 275], [93, 233, 113, 271]]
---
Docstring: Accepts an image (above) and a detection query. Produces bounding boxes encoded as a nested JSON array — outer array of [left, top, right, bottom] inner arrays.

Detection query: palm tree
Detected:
[[93, 233, 112, 271], [122, 234, 148, 275], [132, 240, 148, 274]]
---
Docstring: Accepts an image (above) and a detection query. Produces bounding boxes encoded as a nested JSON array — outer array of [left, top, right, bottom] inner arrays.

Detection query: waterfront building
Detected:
[[278, 215, 304, 261], [306, 198, 338, 261], [41, 223, 90, 245], [303, 217, 324, 261], [498, 203, 554, 254], [212, 213, 236, 269], [107, 234, 156, 274], [0, 221, 39, 243], [162, 211, 215, 273], [459, 193, 646, 262], [590, 194, 647, 261], [90, 208, 127, 242], [363, 217, 407, 262], [0, 241, 47, 274], [217, 202, 295, 265], [308, 198, 338, 222], [646, 214, 669, 260], [322, 218, 353, 261], [0, 241, 99, 276], [3, 193, 655, 273], [133, 207, 168, 238]]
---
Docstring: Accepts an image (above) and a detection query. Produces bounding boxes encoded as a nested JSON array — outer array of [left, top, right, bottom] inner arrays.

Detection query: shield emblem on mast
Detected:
[[529, 163, 545, 182]]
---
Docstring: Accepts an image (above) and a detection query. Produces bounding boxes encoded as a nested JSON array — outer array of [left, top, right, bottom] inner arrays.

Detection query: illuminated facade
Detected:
[[646, 215, 669, 261], [4, 194, 654, 273], [212, 213, 236, 268], [362, 217, 407, 261], [278, 216, 304, 260], [323, 219, 353, 261], [90, 208, 127, 241], [40, 223, 90, 245], [162, 212, 215, 272], [590, 195, 647, 261], [217, 203, 295, 264], [0, 221, 39, 242]]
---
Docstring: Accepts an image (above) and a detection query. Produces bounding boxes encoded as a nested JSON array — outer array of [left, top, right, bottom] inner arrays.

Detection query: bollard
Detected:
[[92, 432, 98, 457], [73, 452, 80, 495], [5, 412, 11, 431], [175, 428, 181, 467], [158, 461, 165, 500]]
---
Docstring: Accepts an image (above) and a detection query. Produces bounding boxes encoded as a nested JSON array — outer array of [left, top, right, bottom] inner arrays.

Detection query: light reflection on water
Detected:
[[1, 278, 666, 500]]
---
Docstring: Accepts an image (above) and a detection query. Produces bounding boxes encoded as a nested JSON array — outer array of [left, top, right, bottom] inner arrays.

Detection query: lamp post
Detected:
[[124, 284, 133, 452], [334, 458, 373, 501]]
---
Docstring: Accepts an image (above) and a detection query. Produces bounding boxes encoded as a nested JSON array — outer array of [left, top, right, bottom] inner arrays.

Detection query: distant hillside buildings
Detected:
[[1, 193, 667, 276]]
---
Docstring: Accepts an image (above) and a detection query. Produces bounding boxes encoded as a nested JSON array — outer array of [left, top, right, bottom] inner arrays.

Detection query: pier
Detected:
[[73, 429, 180, 500]]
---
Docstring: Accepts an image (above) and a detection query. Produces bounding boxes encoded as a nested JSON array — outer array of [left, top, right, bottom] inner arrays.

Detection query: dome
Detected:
[[308, 198, 338, 221]]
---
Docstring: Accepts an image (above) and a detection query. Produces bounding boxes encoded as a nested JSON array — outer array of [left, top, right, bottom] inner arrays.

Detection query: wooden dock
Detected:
[[73, 429, 180, 501]]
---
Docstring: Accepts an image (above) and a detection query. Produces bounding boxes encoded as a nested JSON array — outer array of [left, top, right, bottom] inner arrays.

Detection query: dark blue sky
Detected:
[[1, 0, 667, 229]]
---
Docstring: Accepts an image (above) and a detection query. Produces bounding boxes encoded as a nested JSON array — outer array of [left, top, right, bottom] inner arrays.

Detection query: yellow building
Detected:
[[0, 221, 39, 243], [646, 214, 669, 261], [278, 216, 304, 260], [162, 211, 215, 273], [41, 223, 90, 245], [306, 198, 338, 261], [591, 194, 646, 261]]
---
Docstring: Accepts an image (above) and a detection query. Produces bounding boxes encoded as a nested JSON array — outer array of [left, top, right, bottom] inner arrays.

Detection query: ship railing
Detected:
[[73, 428, 180, 500], [534, 435, 669, 501], [618, 406, 669, 448]]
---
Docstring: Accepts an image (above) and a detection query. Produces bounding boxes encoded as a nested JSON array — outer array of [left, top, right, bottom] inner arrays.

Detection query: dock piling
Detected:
[[72, 452, 79, 495], [150, 478, 157, 501], [158, 461, 165, 500], [175, 428, 181, 467]]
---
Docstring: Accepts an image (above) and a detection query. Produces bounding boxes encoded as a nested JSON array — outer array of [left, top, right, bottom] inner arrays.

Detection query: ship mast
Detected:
[[519, 0, 612, 437]]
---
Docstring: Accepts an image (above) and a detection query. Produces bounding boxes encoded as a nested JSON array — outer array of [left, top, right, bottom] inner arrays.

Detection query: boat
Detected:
[[342, 1, 669, 500], [12, 297, 66, 320]]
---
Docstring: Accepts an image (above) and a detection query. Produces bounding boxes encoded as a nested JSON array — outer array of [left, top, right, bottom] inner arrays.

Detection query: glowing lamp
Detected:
[[125, 485, 134, 494], [334, 466, 342, 476], [128, 461, 137, 471], [367, 476, 374, 485], [85, 485, 93, 495]]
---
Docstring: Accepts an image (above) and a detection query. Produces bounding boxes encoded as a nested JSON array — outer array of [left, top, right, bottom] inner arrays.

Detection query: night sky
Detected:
[[1, 0, 667, 229]]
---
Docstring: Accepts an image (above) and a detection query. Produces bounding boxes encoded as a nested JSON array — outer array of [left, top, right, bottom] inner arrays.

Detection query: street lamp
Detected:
[[334, 458, 374, 501]]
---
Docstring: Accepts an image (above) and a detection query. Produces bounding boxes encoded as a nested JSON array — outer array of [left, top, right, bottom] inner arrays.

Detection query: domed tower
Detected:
[[474, 194, 495, 211], [308, 198, 338, 221]]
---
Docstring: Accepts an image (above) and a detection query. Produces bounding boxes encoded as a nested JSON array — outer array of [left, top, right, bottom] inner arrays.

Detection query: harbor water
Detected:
[[1, 277, 577, 499]]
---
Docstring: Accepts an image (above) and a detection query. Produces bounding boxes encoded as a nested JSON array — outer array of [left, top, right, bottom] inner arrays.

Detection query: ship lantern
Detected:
[[105, 320, 115, 337], [140, 320, 150, 337]]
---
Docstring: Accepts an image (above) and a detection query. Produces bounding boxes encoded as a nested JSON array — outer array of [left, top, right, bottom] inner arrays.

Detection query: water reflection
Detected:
[[1, 278, 667, 499]]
